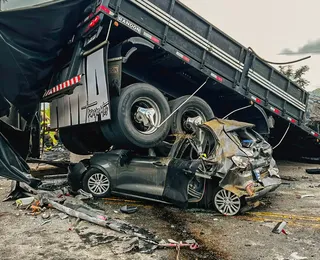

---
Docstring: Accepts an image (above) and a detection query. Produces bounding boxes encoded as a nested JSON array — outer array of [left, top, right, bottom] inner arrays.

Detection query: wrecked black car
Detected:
[[68, 118, 281, 216]]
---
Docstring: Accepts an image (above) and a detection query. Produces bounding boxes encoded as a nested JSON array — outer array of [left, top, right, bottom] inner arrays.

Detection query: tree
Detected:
[[279, 65, 310, 89]]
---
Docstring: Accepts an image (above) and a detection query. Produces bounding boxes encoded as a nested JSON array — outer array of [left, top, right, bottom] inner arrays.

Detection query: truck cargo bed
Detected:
[[103, 0, 318, 140]]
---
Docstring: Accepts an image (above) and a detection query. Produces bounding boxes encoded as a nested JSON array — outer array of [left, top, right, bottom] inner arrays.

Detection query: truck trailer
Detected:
[[36, 0, 318, 160]]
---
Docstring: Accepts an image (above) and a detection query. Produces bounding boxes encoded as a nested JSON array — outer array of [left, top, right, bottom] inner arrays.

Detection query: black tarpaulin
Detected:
[[0, 131, 31, 183], [0, 0, 93, 121]]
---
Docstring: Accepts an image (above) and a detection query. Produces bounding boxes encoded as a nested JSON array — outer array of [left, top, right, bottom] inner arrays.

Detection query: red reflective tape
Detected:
[[211, 73, 223, 82], [182, 55, 190, 62], [288, 117, 296, 123], [216, 76, 223, 82], [176, 52, 190, 62], [89, 16, 100, 28], [251, 96, 261, 104], [97, 5, 110, 14], [44, 75, 82, 99], [151, 36, 160, 44], [270, 106, 280, 114], [311, 131, 319, 137]]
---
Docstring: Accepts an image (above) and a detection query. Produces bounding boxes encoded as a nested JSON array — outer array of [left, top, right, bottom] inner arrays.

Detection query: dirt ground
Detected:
[[1, 161, 320, 260]]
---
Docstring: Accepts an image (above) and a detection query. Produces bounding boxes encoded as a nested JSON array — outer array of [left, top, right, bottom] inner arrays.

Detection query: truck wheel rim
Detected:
[[132, 97, 161, 134], [88, 173, 110, 195], [182, 109, 205, 133], [214, 189, 241, 216]]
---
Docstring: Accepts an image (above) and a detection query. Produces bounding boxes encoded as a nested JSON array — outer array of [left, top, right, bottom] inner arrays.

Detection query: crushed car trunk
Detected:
[[199, 119, 281, 198]]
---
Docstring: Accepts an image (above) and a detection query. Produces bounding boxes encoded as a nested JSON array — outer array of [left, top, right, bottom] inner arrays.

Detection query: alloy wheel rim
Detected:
[[214, 189, 241, 216], [88, 173, 110, 195]]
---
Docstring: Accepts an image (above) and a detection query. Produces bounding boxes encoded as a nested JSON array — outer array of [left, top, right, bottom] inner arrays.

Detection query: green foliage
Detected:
[[279, 65, 310, 89]]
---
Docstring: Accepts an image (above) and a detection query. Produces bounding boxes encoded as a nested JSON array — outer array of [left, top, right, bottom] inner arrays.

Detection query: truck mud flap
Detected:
[[162, 159, 201, 208], [51, 45, 111, 128]]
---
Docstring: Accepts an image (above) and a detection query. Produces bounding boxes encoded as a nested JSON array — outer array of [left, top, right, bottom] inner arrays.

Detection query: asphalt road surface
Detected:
[[1, 161, 320, 260]]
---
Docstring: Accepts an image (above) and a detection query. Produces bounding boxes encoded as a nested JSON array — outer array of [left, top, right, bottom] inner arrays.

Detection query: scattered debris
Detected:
[[272, 221, 287, 235], [58, 213, 68, 220], [296, 194, 315, 199], [290, 252, 307, 260], [16, 197, 35, 208], [75, 189, 93, 200], [42, 212, 51, 219], [281, 176, 299, 181], [120, 205, 138, 214], [306, 168, 320, 174], [41, 219, 52, 226]]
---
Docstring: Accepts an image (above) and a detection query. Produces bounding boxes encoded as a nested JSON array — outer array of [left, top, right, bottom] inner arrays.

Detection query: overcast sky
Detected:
[[181, 0, 320, 92]]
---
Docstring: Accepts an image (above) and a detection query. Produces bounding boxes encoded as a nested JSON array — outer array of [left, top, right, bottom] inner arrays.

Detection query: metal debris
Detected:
[[272, 221, 287, 235]]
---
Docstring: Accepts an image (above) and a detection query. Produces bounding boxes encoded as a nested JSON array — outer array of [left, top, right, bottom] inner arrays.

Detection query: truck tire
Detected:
[[169, 96, 214, 134], [59, 124, 111, 155], [101, 83, 171, 148]]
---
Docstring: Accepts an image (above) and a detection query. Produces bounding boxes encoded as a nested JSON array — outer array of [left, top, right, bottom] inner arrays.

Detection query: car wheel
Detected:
[[213, 187, 242, 216], [169, 96, 214, 134], [101, 83, 171, 148], [83, 168, 111, 198]]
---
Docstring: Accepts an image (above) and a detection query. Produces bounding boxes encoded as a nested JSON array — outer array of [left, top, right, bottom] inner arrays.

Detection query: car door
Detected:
[[114, 156, 168, 200]]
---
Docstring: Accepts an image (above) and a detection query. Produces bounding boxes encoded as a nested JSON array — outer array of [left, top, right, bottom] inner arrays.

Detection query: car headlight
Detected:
[[231, 156, 250, 169]]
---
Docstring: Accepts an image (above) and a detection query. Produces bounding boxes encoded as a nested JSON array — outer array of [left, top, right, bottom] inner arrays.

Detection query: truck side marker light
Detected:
[[251, 95, 262, 104], [88, 16, 100, 29], [210, 73, 223, 82], [270, 106, 281, 115], [176, 52, 190, 63], [96, 5, 111, 14], [287, 117, 296, 124], [143, 31, 160, 44]]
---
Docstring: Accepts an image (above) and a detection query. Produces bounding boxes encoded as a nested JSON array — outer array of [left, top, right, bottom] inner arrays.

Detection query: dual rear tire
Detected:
[[59, 82, 214, 153]]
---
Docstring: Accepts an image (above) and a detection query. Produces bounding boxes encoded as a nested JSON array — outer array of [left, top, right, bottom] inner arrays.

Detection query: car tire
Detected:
[[168, 96, 214, 134], [212, 187, 242, 216], [83, 167, 111, 198], [101, 83, 171, 148]]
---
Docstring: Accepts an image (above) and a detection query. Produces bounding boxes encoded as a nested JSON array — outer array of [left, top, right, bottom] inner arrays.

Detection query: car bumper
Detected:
[[67, 161, 87, 192], [245, 177, 281, 202]]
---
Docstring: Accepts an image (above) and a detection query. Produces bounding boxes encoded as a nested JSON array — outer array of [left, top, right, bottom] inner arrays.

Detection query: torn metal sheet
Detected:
[[176, 118, 281, 198]]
